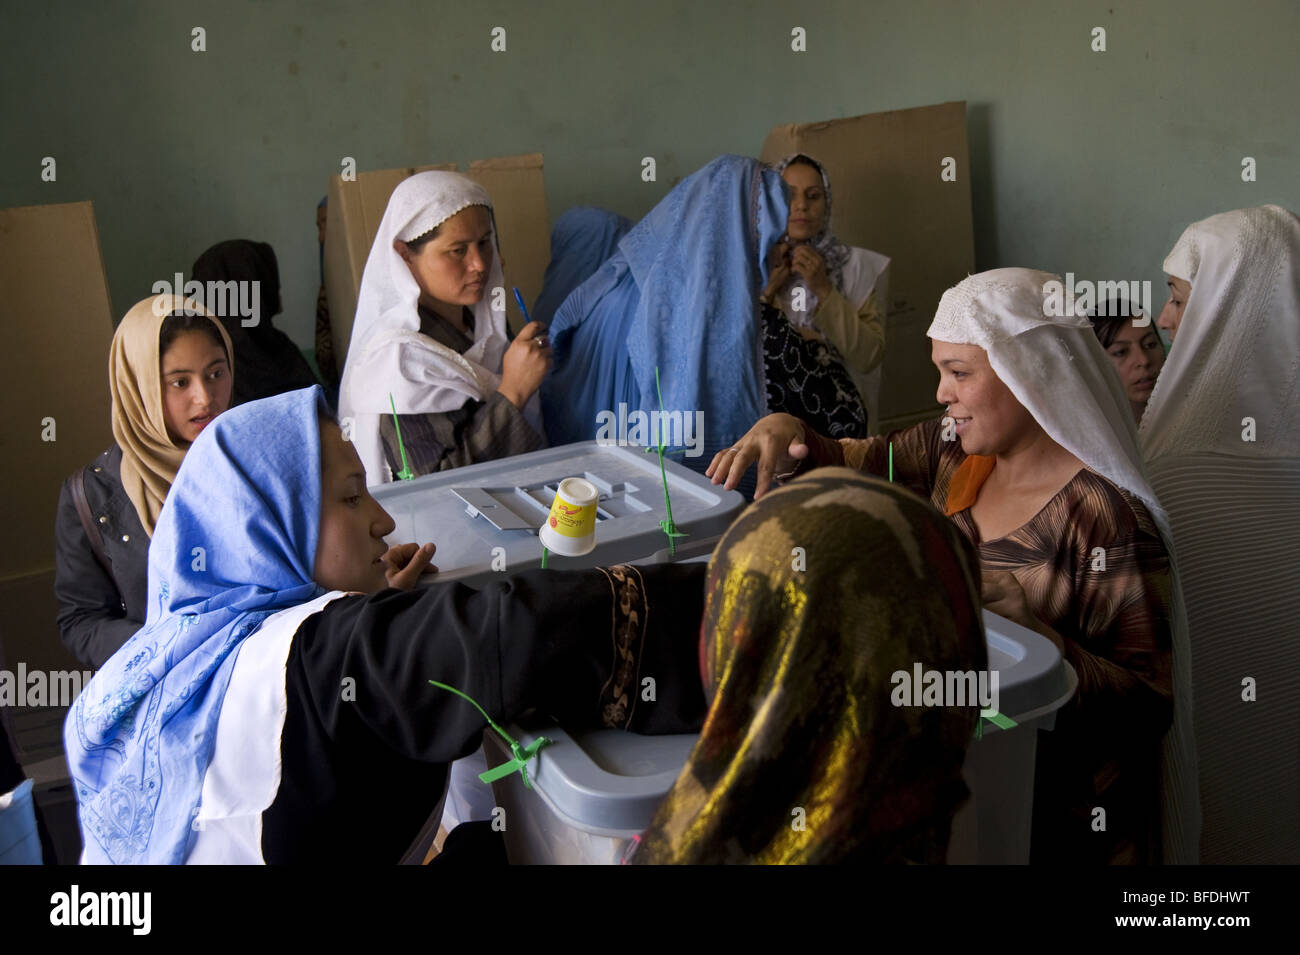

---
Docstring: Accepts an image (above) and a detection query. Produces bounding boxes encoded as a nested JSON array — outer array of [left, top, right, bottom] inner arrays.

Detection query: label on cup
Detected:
[[539, 477, 598, 557]]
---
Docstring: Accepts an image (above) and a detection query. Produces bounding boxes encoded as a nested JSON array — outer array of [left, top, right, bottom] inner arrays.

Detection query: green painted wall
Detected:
[[3, 0, 1296, 347]]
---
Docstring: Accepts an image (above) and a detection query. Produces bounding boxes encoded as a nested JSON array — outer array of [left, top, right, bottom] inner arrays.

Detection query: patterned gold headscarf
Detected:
[[630, 468, 986, 864]]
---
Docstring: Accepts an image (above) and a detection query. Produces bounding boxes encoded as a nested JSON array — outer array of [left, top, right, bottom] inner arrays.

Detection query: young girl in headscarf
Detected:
[[629, 469, 986, 864], [64, 386, 708, 864], [54, 296, 234, 668], [759, 154, 890, 438], [338, 172, 549, 485], [1141, 205, 1300, 863], [712, 268, 1199, 865]]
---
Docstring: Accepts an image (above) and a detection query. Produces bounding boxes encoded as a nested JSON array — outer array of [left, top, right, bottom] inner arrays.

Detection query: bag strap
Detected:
[[71, 468, 115, 582]]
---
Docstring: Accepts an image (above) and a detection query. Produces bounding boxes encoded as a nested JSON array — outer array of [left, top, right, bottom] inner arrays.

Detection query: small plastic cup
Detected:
[[539, 477, 598, 557]]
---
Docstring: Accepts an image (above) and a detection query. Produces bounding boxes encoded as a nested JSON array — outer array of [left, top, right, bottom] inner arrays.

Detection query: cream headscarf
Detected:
[[1143, 205, 1300, 458], [110, 295, 235, 536], [927, 267, 1201, 864], [337, 171, 514, 486], [1140, 206, 1300, 863]]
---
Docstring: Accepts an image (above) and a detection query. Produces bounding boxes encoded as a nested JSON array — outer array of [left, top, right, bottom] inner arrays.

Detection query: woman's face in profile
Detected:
[[781, 163, 827, 242], [931, 339, 1039, 457], [313, 420, 396, 594], [396, 205, 494, 310], [1156, 275, 1191, 343]]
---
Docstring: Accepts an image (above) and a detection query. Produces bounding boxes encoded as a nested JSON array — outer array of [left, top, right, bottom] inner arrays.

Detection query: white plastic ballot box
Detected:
[[370, 441, 746, 587], [483, 609, 1077, 865]]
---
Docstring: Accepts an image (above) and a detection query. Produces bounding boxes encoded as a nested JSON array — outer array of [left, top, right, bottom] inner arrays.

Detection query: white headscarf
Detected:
[[1140, 206, 1300, 863], [928, 267, 1201, 864], [338, 171, 511, 485], [1143, 205, 1300, 459]]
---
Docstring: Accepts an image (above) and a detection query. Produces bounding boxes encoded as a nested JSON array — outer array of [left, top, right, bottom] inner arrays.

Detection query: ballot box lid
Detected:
[[491, 610, 1075, 839], [370, 440, 746, 585], [489, 719, 698, 838], [979, 609, 1078, 728]]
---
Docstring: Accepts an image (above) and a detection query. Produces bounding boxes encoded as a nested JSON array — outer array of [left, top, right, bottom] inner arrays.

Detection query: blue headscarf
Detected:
[[531, 207, 632, 328], [541, 156, 789, 471], [65, 386, 329, 864]]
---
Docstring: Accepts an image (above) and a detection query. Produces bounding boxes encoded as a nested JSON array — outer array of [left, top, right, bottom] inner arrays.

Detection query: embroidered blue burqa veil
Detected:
[[541, 156, 789, 470], [65, 386, 329, 864], [531, 207, 631, 328]]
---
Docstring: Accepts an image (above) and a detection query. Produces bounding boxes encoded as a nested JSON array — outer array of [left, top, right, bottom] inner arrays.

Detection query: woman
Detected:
[[1088, 298, 1165, 423], [710, 268, 1199, 865], [759, 154, 890, 437], [629, 469, 986, 864], [1155, 275, 1191, 344], [338, 172, 549, 485], [531, 206, 631, 328], [543, 155, 789, 487], [190, 239, 320, 405], [1141, 205, 1300, 864], [64, 387, 708, 864], [54, 296, 234, 668]]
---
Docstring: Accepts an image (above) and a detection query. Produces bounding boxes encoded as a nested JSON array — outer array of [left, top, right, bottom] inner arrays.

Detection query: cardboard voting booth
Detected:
[[323, 152, 550, 361], [760, 101, 977, 434], [0, 200, 116, 677]]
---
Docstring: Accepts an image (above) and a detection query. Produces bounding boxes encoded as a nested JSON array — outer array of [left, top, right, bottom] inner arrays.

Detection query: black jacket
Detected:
[[54, 445, 150, 668]]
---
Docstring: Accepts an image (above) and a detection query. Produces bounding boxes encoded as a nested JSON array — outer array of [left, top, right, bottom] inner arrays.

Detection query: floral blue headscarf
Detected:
[[65, 386, 329, 864]]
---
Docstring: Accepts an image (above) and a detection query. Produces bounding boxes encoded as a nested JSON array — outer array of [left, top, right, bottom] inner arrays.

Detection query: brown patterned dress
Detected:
[[804, 417, 1173, 864]]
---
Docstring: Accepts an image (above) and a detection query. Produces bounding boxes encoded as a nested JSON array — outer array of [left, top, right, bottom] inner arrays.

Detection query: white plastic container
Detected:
[[484, 609, 1075, 865], [370, 441, 745, 587]]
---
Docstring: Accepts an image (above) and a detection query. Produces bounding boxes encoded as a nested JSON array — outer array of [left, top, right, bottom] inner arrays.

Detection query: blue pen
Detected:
[[512, 287, 532, 326]]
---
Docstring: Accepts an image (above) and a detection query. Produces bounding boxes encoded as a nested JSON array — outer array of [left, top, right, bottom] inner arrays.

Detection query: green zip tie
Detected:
[[888, 441, 894, 483], [974, 709, 1018, 740], [428, 680, 551, 789], [642, 366, 689, 556], [389, 393, 415, 481]]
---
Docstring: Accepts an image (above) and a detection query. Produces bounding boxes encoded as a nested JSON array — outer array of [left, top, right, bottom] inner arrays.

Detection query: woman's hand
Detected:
[[760, 241, 793, 304], [384, 542, 438, 590], [498, 320, 553, 408], [706, 413, 809, 499], [790, 245, 832, 300], [980, 570, 1065, 652]]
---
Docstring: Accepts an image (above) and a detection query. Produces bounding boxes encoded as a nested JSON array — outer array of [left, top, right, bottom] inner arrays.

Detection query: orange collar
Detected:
[[944, 455, 995, 516]]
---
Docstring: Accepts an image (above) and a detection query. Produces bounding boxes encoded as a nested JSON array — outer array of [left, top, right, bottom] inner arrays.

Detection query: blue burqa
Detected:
[[541, 156, 789, 471], [65, 387, 329, 864], [531, 206, 632, 328]]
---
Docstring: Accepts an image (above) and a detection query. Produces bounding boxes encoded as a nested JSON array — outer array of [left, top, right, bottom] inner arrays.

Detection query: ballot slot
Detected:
[[451, 477, 654, 532]]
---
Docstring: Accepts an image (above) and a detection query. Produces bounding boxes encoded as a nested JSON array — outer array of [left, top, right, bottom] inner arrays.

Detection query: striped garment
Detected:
[[378, 306, 545, 477], [807, 416, 1174, 864]]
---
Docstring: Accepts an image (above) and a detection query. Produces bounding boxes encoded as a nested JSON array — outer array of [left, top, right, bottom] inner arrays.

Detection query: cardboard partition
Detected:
[[0, 201, 116, 581], [324, 153, 550, 365], [0, 570, 82, 679], [760, 101, 976, 433]]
